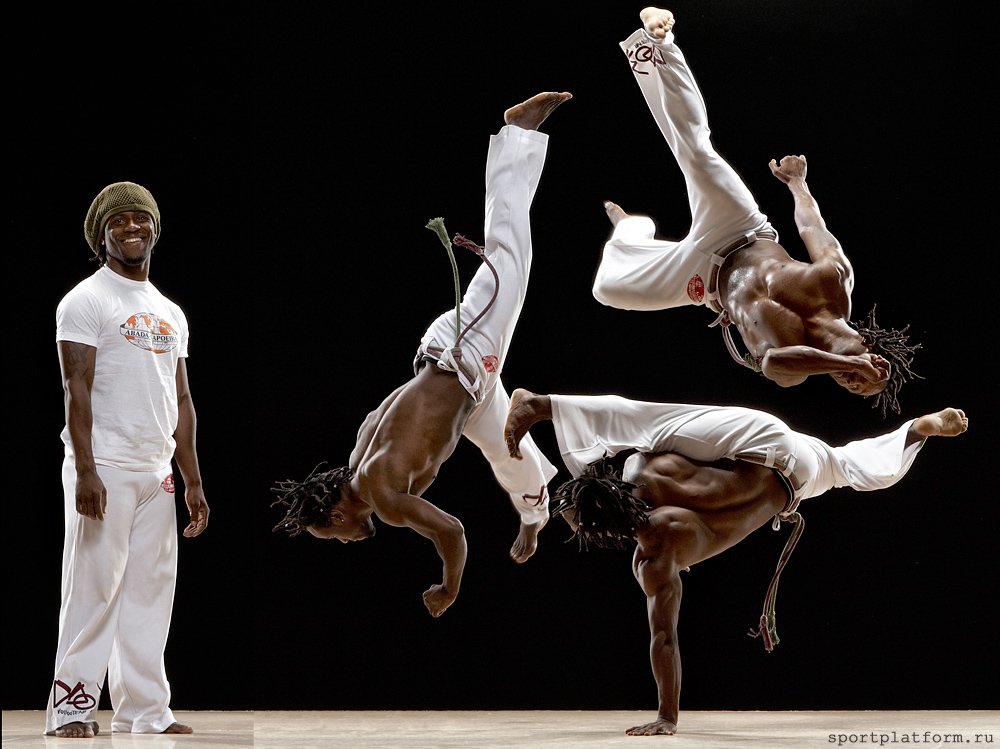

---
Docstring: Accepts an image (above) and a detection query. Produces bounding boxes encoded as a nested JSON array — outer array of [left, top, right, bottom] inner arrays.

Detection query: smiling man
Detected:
[[47, 181, 209, 738]]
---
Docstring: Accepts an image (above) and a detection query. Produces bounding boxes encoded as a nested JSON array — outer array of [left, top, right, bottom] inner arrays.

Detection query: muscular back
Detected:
[[630, 452, 788, 570], [719, 240, 855, 359], [351, 365, 476, 500]]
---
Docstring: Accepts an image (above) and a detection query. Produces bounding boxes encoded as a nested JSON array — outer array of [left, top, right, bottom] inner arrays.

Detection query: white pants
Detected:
[[418, 125, 558, 524], [46, 459, 178, 734], [550, 393, 800, 483], [549, 394, 926, 507], [592, 30, 775, 312]]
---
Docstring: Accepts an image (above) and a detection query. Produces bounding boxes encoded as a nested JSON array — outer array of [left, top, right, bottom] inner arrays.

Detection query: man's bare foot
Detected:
[[47, 721, 99, 738], [510, 516, 547, 564], [163, 722, 194, 734], [604, 200, 632, 228], [505, 389, 552, 459], [640, 7, 675, 40], [504, 91, 572, 131], [913, 408, 968, 438]]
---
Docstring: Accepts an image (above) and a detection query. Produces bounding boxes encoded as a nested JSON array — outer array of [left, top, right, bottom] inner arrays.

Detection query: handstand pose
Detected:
[[594, 7, 920, 415], [505, 388, 967, 735], [272, 92, 571, 618]]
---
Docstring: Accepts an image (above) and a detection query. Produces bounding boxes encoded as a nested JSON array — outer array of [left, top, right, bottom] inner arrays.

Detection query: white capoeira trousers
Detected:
[[592, 29, 775, 312], [46, 460, 179, 734], [549, 394, 927, 505], [418, 125, 558, 525]]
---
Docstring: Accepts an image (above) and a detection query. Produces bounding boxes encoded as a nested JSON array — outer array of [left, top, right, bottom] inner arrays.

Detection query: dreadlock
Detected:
[[852, 304, 924, 417], [271, 462, 353, 537], [550, 457, 652, 551]]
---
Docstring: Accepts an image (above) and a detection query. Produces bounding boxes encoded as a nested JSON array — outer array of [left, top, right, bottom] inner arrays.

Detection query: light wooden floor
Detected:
[[3, 710, 996, 748]]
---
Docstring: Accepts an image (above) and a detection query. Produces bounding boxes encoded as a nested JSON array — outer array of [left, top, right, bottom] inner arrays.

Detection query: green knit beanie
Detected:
[[83, 181, 161, 253]]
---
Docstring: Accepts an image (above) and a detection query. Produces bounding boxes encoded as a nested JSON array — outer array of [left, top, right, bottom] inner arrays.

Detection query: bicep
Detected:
[[175, 357, 191, 399], [369, 486, 462, 540], [58, 341, 97, 389], [800, 226, 854, 277], [644, 563, 682, 636]]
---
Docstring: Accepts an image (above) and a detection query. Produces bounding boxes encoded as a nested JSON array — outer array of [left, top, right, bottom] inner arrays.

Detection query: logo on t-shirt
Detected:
[[119, 312, 179, 354]]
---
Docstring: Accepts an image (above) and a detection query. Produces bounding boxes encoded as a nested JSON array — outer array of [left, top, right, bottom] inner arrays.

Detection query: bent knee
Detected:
[[592, 274, 656, 311]]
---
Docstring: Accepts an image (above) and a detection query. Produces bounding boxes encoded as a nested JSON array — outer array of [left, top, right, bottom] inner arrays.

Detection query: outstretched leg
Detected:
[[620, 8, 772, 247], [504, 91, 572, 131]]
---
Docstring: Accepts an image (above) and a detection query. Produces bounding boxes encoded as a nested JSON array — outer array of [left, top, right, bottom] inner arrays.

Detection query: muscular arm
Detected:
[[173, 359, 209, 538], [769, 155, 854, 290], [58, 341, 106, 520], [631, 551, 683, 736], [627, 509, 705, 736], [362, 469, 468, 617], [761, 345, 888, 387]]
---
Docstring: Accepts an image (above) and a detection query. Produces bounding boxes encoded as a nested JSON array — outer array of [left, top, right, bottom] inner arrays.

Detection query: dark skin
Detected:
[[606, 7, 891, 398], [303, 91, 572, 618], [52, 210, 206, 738], [505, 389, 968, 736]]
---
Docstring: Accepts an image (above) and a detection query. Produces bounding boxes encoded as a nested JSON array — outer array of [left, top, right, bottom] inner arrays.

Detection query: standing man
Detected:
[[592, 7, 921, 415], [47, 181, 209, 738], [271, 92, 570, 618], [504, 388, 968, 735]]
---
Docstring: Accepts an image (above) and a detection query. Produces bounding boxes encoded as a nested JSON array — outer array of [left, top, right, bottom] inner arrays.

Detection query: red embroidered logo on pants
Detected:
[[161, 474, 176, 494], [482, 355, 499, 373], [687, 275, 705, 303]]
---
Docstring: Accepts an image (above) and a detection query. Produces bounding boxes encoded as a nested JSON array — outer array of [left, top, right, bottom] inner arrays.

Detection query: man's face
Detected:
[[557, 505, 580, 532], [103, 210, 157, 267], [306, 503, 376, 544], [830, 370, 888, 397]]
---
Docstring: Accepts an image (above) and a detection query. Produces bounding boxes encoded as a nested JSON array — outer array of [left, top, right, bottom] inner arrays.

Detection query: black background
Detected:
[[7, 0, 998, 715]]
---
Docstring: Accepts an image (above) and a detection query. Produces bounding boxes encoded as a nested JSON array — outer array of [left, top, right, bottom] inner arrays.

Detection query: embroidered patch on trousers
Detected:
[[687, 274, 705, 303]]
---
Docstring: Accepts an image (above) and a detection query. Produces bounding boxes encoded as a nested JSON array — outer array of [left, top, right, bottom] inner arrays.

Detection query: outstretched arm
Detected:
[[770, 155, 854, 285], [761, 345, 890, 388], [363, 476, 468, 618], [630, 551, 683, 736]]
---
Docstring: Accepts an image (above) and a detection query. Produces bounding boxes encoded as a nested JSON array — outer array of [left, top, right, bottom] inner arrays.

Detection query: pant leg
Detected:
[[621, 29, 773, 245], [45, 460, 134, 734], [594, 30, 775, 312], [463, 377, 558, 525], [418, 125, 549, 402], [592, 216, 702, 311], [455, 125, 559, 522], [108, 465, 178, 733], [549, 394, 796, 479]]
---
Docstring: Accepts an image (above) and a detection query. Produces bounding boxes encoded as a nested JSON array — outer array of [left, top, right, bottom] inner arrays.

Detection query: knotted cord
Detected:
[[747, 511, 805, 652]]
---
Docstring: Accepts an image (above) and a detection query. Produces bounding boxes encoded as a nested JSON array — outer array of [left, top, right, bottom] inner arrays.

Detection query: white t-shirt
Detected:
[[56, 266, 190, 471]]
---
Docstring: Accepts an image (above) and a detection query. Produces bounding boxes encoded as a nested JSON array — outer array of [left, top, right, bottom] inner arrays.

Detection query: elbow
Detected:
[[444, 515, 466, 541], [760, 351, 805, 388]]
